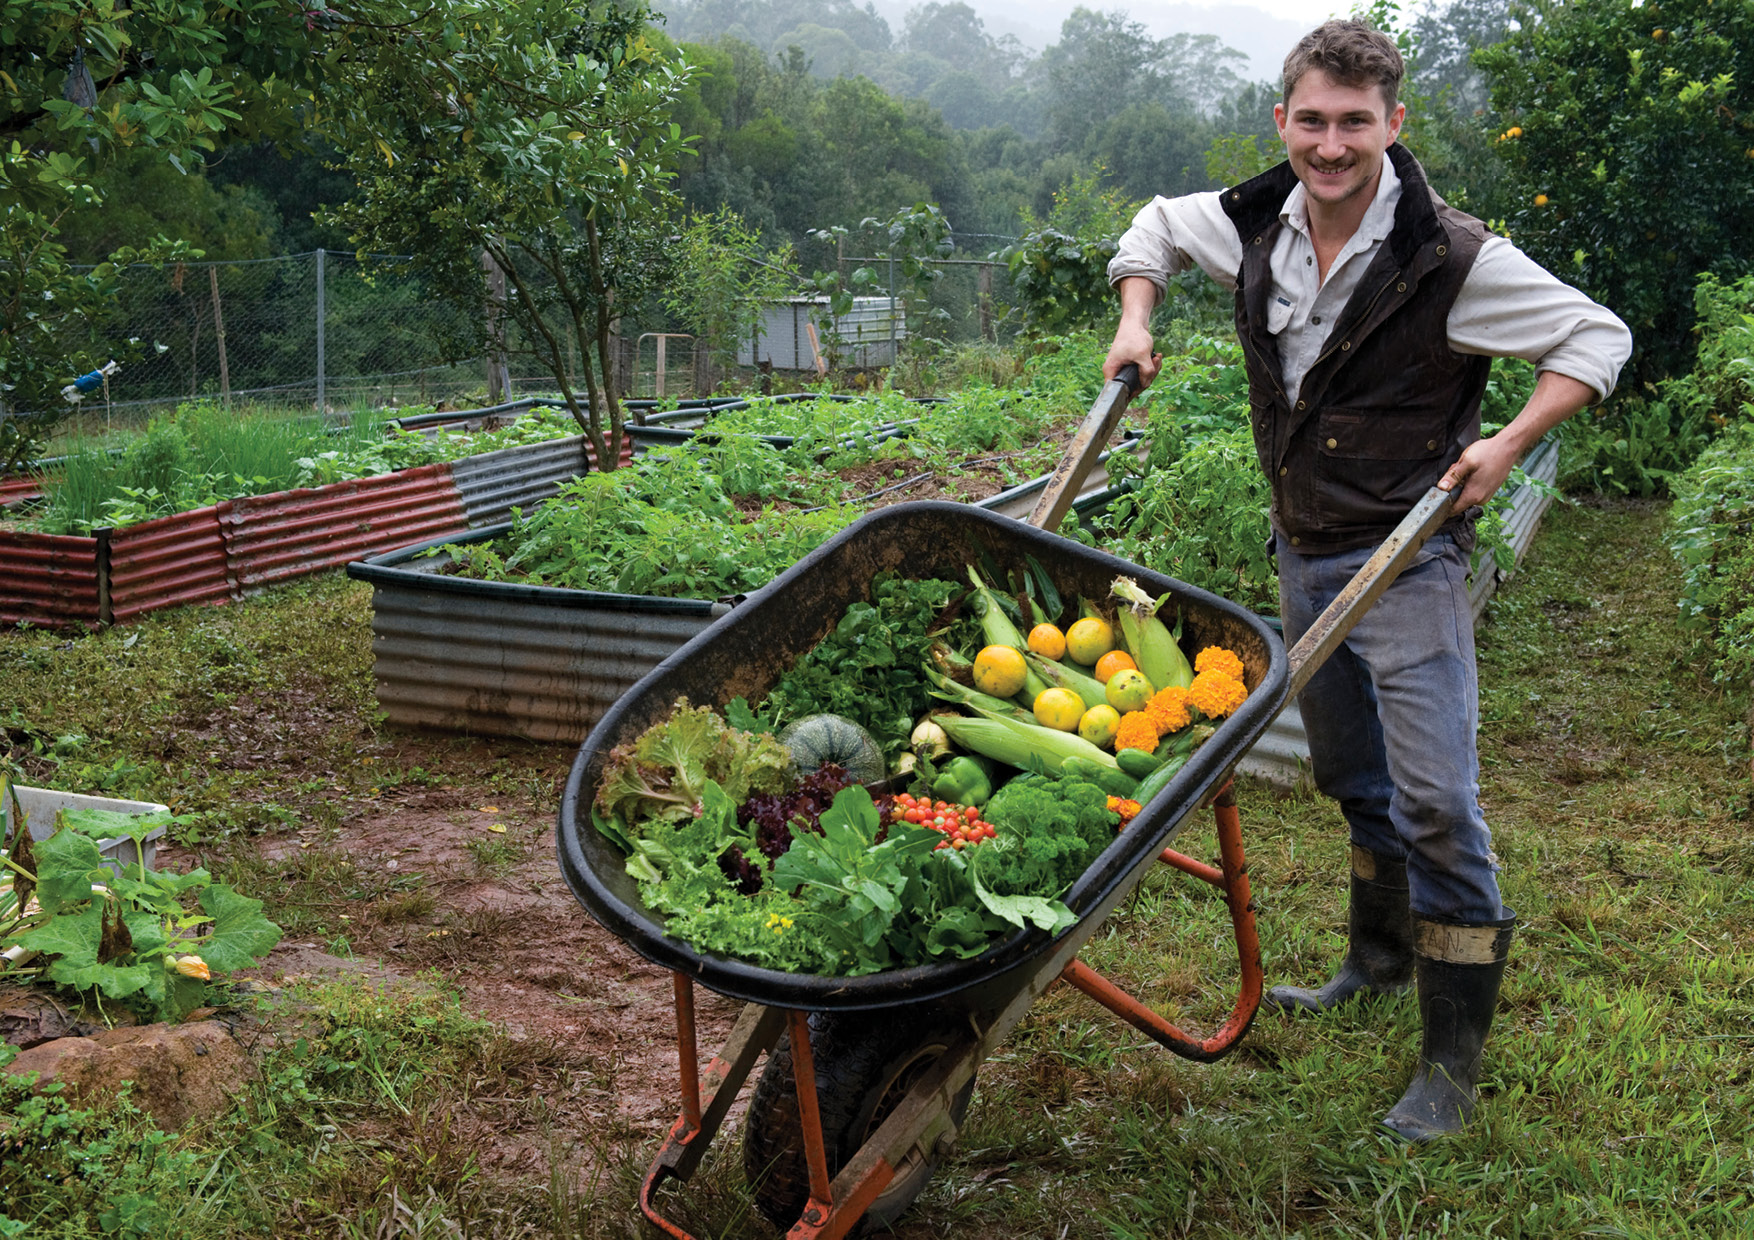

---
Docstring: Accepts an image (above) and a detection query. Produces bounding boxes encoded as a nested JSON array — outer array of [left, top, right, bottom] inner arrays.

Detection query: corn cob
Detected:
[[926, 667, 1037, 724], [1111, 576, 1194, 690], [933, 706, 1121, 774], [1025, 651, 1108, 712]]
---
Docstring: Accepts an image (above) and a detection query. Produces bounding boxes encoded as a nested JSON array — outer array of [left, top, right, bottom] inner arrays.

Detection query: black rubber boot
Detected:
[[1381, 912, 1516, 1142], [1266, 846, 1413, 1014]]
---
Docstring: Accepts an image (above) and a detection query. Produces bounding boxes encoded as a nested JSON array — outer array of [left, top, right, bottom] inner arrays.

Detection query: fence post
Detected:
[[315, 248, 327, 412], [979, 263, 994, 343], [481, 249, 511, 403], [209, 266, 231, 403]]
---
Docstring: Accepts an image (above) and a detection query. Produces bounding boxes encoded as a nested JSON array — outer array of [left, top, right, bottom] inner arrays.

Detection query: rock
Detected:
[[3, 1021, 257, 1130]]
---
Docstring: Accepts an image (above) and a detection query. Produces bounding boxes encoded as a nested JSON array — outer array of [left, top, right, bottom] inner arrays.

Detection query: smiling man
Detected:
[[1104, 21, 1630, 1141]]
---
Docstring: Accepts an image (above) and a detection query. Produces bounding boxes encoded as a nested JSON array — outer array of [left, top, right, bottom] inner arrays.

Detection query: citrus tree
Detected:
[[1477, 0, 1754, 382], [322, 0, 692, 467]]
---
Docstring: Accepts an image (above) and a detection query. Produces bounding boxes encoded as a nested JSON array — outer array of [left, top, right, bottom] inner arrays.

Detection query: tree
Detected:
[[1477, 0, 1754, 381], [323, 0, 694, 468], [0, 0, 339, 469]]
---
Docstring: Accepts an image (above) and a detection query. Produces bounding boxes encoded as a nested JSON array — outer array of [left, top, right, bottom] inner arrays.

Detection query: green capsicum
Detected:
[[932, 754, 995, 807]]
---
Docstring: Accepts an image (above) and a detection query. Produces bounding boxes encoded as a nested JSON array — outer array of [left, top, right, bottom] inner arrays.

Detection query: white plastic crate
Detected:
[[3, 785, 170, 874]]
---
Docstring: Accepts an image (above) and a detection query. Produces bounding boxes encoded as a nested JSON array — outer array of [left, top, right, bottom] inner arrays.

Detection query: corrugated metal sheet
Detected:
[[221, 465, 469, 589], [0, 476, 43, 507], [738, 298, 902, 370], [449, 433, 637, 527], [348, 529, 730, 742], [105, 506, 233, 624], [0, 531, 100, 627]]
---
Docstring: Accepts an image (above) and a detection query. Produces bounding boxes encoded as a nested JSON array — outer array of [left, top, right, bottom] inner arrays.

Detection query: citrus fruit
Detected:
[[972, 644, 1027, 698], [1066, 617, 1115, 665], [1077, 704, 1121, 748], [1027, 622, 1068, 661], [1092, 649, 1137, 684], [1105, 667, 1155, 713], [1033, 687, 1085, 731]]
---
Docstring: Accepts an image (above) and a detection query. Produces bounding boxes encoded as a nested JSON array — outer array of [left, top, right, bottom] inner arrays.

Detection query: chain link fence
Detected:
[[69, 243, 1030, 424]]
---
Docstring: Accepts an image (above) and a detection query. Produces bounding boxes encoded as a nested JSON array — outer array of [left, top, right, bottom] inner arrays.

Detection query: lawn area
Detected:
[[1, 495, 1749, 1238]]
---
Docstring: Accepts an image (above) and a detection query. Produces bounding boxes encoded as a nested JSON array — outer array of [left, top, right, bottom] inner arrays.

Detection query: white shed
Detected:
[[736, 296, 905, 370]]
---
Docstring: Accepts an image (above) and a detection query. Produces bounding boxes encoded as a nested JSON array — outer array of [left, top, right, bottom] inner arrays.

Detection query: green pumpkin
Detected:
[[779, 714, 886, 784]]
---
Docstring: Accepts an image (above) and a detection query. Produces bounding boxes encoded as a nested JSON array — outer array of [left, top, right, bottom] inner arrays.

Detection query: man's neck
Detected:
[[1306, 168, 1382, 283]]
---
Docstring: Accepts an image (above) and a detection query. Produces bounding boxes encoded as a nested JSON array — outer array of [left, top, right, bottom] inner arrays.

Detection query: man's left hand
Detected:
[[1436, 436, 1520, 511]]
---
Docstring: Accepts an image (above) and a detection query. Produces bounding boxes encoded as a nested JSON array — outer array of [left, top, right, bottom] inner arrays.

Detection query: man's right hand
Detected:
[[1105, 275, 1165, 389]]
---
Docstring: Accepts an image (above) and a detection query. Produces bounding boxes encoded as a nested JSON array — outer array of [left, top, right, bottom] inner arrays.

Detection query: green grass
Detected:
[[1, 497, 1749, 1237]]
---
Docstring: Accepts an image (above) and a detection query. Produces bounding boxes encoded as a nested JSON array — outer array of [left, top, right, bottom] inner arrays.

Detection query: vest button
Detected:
[[1427, 440, 1439, 451], [1254, 236, 1263, 244], [1436, 244, 1448, 256], [1296, 400, 1306, 411], [1340, 341, 1350, 350], [1232, 191, 1241, 201], [1291, 536, 1301, 547], [1279, 466, 1288, 476], [1396, 281, 1407, 292], [1326, 438, 1337, 449]]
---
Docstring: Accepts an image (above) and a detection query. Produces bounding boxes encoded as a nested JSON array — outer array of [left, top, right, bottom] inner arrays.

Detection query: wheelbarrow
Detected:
[[556, 366, 1459, 1238]]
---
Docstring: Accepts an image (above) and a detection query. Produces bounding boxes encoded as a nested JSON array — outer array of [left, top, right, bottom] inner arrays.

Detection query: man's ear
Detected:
[[1273, 101, 1288, 143], [1386, 101, 1406, 146]]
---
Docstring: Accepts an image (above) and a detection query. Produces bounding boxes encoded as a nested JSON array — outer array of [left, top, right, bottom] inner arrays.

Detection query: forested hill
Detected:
[[655, 1, 1281, 245]]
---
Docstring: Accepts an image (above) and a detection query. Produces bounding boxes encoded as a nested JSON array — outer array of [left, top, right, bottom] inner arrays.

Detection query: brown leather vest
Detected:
[[1220, 144, 1491, 555]]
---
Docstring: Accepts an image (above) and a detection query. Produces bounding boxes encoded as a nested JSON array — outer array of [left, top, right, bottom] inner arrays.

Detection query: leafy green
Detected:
[[593, 698, 793, 832], [977, 772, 1119, 899], [755, 575, 977, 755]]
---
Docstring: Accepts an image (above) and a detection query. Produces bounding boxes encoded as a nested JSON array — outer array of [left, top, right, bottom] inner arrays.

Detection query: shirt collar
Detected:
[[1279, 156, 1403, 245]]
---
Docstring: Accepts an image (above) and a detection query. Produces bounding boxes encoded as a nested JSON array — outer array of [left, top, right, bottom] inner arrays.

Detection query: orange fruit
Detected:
[[1027, 622, 1067, 661], [1065, 617, 1115, 665], [1077, 704, 1120, 748], [1092, 650, 1137, 684], [1105, 668, 1155, 713], [973, 645, 1027, 698], [1033, 687, 1085, 732]]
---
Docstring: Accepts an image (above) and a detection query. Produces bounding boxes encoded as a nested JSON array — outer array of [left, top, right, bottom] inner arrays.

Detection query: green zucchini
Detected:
[[1061, 756, 1139, 798], [1132, 754, 1191, 807], [1115, 747, 1164, 780]]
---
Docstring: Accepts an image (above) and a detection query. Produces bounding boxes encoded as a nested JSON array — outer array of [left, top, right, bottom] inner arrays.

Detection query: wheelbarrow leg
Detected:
[[639, 976, 786, 1240], [1061, 783, 1266, 1063]]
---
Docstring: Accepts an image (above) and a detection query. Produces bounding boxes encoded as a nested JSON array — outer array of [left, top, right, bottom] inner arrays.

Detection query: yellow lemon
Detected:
[[1065, 616, 1115, 665], [1093, 650, 1137, 684], [973, 645, 1027, 698], [1077, 704, 1121, 748], [1034, 687, 1085, 731], [1106, 668, 1155, 713], [1027, 622, 1068, 661]]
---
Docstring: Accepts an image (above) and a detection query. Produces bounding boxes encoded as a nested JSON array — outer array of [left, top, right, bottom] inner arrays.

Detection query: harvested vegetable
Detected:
[[1111, 575, 1195, 690], [780, 714, 885, 783], [932, 754, 995, 807], [594, 698, 793, 835], [934, 707, 1122, 775]]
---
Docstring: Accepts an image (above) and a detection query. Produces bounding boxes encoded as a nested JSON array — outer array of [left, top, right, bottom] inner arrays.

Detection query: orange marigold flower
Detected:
[[1193, 646, 1245, 681], [1114, 711, 1160, 753], [1145, 685, 1192, 734], [1187, 669, 1249, 719], [1107, 796, 1142, 826]]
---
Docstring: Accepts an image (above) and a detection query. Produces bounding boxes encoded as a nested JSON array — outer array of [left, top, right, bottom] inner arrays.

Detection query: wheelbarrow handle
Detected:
[[1026, 363, 1142, 533], [1283, 484, 1459, 701]]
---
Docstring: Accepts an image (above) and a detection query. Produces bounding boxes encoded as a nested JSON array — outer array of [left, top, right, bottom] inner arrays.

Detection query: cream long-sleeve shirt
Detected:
[[1106, 159, 1632, 408]]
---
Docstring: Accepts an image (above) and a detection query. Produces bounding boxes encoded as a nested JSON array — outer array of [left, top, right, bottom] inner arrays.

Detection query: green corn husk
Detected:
[[926, 667, 1037, 725], [1026, 651, 1107, 713], [967, 565, 1051, 703], [1111, 575, 1194, 690], [933, 706, 1121, 775]]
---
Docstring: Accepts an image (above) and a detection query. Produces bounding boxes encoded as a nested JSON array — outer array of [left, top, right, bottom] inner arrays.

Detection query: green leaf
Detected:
[[194, 883, 282, 973], [32, 829, 105, 914], [14, 903, 102, 967]]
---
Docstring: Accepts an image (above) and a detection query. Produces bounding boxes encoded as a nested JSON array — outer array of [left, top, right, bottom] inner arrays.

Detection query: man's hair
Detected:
[[1282, 20, 1404, 114]]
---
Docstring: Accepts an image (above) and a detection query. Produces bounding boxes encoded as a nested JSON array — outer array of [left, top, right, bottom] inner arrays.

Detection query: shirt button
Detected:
[[1306, 255, 1313, 266], [1311, 315, 1322, 325], [1326, 438, 1338, 449]]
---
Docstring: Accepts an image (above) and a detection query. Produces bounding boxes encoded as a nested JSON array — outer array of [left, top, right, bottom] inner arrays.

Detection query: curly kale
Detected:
[[975, 774, 1118, 899]]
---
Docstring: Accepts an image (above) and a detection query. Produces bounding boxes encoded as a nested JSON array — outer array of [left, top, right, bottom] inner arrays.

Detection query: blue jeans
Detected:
[[1276, 534, 1504, 923]]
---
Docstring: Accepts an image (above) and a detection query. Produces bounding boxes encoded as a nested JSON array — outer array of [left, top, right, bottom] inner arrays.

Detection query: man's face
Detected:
[[1273, 69, 1405, 214]]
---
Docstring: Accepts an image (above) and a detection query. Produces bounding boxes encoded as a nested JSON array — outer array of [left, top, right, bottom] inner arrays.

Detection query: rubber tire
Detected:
[[743, 1010, 976, 1234]]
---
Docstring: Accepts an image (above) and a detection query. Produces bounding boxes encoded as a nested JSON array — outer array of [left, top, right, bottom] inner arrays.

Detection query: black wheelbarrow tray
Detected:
[[556, 498, 1299, 1239]]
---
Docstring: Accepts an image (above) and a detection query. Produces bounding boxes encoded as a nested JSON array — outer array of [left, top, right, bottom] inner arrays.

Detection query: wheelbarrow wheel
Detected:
[[743, 1010, 976, 1234]]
